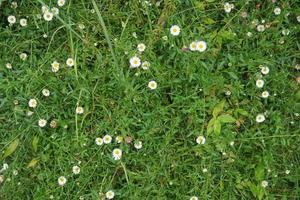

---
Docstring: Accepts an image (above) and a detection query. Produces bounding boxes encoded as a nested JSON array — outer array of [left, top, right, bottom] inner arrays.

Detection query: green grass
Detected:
[[0, 0, 300, 199]]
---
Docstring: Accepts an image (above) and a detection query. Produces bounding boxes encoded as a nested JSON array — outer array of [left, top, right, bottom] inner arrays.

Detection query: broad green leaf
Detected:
[[32, 136, 38, 152], [255, 164, 265, 181], [214, 119, 221, 135], [235, 108, 249, 116], [2, 139, 19, 159], [218, 114, 236, 123], [27, 158, 39, 168], [207, 118, 215, 134], [203, 18, 215, 25], [213, 100, 225, 117]]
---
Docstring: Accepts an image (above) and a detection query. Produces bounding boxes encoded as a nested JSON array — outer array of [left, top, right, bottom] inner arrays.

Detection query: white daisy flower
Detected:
[[103, 135, 112, 144], [105, 190, 115, 199], [141, 61, 150, 70], [43, 11, 54, 21], [189, 41, 197, 51], [137, 43, 146, 52], [76, 106, 84, 114], [95, 137, 103, 146], [202, 168, 208, 173], [162, 36, 168, 41], [134, 141, 142, 149], [196, 41, 207, 52], [261, 91, 269, 98], [148, 80, 157, 90], [129, 56, 141, 68], [41, 5, 49, 13], [261, 180, 268, 188], [282, 29, 290, 36], [196, 135, 206, 145], [42, 89, 50, 97], [20, 18, 27, 27], [51, 7, 59, 15], [58, 176, 67, 186], [72, 166, 80, 174], [57, 0, 66, 7], [20, 53, 27, 61], [170, 25, 180, 36], [190, 196, 199, 200], [13, 170, 18, 176], [6, 63, 12, 69], [274, 7, 281, 15], [66, 58, 74, 67], [230, 141, 234, 146], [256, 79, 264, 88], [38, 119, 47, 127], [11, 1, 18, 9], [115, 136, 123, 143], [28, 99, 37, 108], [7, 15, 16, 24], [257, 24, 265, 32], [247, 32, 253, 37], [261, 66, 269, 75], [224, 2, 234, 13], [112, 148, 122, 160], [51, 61, 60, 72], [256, 114, 265, 123]]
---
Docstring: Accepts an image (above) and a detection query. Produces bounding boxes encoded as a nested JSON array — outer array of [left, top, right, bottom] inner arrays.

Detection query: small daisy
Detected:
[[170, 25, 180, 36], [112, 148, 122, 160], [115, 136, 123, 143], [256, 79, 264, 88], [224, 2, 234, 13], [66, 58, 74, 67], [7, 15, 16, 24], [196, 135, 206, 145], [28, 99, 37, 108], [256, 114, 265, 123], [103, 135, 112, 144], [134, 141, 143, 149], [6, 63, 12, 69], [274, 7, 281, 15], [76, 106, 84, 114], [190, 196, 199, 200], [247, 32, 253, 37], [105, 190, 115, 199], [20, 53, 27, 61], [261, 66, 269, 75], [148, 80, 157, 90], [13, 170, 18, 176], [230, 141, 234, 146], [51, 7, 59, 15], [57, 0, 66, 7], [257, 24, 265, 32], [162, 36, 168, 41], [196, 41, 207, 52], [38, 119, 47, 127], [261, 91, 269, 98], [72, 166, 80, 175], [41, 5, 49, 13], [20, 18, 27, 27], [43, 11, 53, 21], [42, 89, 50, 97], [282, 29, 290, 36], [189, 41, 197, 51], [261, 180, 268, 188], [58, 176, 67, 186], [141, 61, 150, 70], [51, 61, 60, 72], [95, 137, 103, 146], [202, 168, 208, 173], [11, 1, 18, 9], [129, 56, 141, 68], [137, 43, 146, 52]]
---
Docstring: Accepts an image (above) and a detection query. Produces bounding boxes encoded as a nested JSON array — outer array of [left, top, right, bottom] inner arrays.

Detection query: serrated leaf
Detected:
[[27, 158, 39, 168], [213, 100, 225, 117], [32, 136, 38, 152], [2, 139, 19, 159], [214, 119, 221, 135], [218, 114, 236, 123]]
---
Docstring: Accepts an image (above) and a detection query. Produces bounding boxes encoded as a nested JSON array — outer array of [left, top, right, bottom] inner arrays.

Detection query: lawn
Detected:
[[0, 0, 300, 199]]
